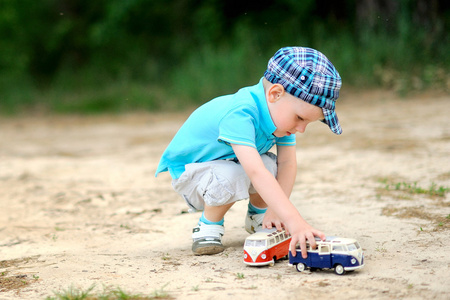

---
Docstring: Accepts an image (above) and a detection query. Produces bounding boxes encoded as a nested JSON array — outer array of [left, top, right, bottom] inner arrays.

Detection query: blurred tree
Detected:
[[0, 0, 448, 104]]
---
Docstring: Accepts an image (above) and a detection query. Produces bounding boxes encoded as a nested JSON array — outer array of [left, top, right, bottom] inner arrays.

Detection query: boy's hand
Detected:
[[231, 143, 325, 259], [289, 221, 325, 259], [261, 208, 284, 232]]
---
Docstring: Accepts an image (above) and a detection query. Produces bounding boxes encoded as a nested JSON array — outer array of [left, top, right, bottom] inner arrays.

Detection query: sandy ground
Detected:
[[0, 90, 449, 300]]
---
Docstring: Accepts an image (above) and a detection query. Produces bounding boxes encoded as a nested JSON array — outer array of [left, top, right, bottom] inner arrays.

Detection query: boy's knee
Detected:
[[203, 171, 235, 207], [173, 155, 276, 211]]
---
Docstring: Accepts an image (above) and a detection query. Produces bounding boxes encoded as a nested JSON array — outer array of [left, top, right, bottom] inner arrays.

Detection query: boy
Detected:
[[155, 47, 342, 259]]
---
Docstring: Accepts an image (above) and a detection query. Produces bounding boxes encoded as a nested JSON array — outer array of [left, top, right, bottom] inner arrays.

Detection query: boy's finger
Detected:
[[275, 221, 283, 231], [264, 222, 272, 229], [320, 232, 326, 241], [301, 240, 308, 258], [289, 239, 297, 257], [294, 236, 308, 259], [313, 229, 326, 241], [310, 239, 316, 250]]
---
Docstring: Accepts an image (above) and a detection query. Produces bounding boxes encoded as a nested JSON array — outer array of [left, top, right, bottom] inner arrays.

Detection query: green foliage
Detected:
[[46, 284, 95, 300], [380, 179, 449, 198], [0, 0, 448, 114], [45, 284, 172, 300]]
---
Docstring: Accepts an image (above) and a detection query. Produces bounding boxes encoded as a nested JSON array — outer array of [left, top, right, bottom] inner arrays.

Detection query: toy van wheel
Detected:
[[269, 259, 275, 267], [334, 264, 346, 275], [295, 263, 306, 272]]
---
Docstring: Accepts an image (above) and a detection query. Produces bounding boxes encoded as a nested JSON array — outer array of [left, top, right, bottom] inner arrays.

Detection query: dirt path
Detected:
[[0, 91, 449, 299]]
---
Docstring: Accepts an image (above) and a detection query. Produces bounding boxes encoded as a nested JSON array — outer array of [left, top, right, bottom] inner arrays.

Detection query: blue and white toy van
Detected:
[[289, 236, 364, 275]]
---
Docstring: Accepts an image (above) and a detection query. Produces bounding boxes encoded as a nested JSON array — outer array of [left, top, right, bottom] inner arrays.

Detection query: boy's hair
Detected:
[[264, 47, 342, 135]]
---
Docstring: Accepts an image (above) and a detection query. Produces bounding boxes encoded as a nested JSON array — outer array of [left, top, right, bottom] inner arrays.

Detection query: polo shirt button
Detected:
[[300, 76, 306, 81]]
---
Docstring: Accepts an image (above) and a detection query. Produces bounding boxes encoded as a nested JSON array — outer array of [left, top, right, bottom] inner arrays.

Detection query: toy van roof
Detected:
[[245, 228, 288, 241]]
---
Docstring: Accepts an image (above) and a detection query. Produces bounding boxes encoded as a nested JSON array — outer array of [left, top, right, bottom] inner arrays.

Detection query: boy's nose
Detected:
[[295, 124, 306, 133]]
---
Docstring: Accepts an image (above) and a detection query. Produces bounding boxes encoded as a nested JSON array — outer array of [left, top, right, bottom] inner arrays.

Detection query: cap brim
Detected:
[[322, 108, 342, 135]]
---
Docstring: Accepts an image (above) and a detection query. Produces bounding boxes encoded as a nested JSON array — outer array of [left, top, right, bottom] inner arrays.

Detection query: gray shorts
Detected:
[[172, 153, 277, 211]]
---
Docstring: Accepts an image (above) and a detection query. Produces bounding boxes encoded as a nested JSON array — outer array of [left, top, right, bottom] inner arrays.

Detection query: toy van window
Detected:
[[320, 245, 330, 253], [347, 243, 358, 251], [269, 238, 275, 246], [245, 239, 266, 247], [275, 236, 280, 243], [332, 245, 344, 251], [255, 240, 265, 247]]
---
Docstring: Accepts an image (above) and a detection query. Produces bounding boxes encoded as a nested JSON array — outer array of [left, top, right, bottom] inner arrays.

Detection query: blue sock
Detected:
[[248, 202, 267, 215], [200, 212, 224, 226]]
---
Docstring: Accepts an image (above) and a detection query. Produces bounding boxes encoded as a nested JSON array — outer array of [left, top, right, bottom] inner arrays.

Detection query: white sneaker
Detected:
[[192, 222, 225, 255], [245, 213, 265, 234]]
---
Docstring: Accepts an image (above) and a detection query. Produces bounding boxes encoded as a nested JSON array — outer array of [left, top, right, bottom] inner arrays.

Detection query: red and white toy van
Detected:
[[243, 228, 291, 266]]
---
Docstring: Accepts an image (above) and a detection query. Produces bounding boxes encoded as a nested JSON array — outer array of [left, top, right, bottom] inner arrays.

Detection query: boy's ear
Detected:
[[267, 84, 285, 103]]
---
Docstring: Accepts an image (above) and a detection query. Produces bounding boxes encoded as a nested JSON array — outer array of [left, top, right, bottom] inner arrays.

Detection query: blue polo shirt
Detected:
[[155, 78, 296, 179]]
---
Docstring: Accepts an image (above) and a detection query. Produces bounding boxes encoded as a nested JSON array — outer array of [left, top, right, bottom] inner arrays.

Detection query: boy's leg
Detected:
[[249, 193, 267, 208], [203, 202, 235, 222], [244, 153, 277, 233], [245, 193, 268, 233], [173, 153, 277, 253], [173, 160, 247, 255], [192, 202, 234, 255]]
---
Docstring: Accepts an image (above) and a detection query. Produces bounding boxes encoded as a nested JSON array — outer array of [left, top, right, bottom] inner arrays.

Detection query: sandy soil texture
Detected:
[[0, 91, 449, 299]]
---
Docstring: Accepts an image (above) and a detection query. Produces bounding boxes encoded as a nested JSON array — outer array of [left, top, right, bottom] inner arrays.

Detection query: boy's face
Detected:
[[267, 87, 324, 138]]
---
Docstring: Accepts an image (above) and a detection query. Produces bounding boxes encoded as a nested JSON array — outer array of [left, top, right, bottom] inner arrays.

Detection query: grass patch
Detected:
[[0, 256, 41, 293], [381, 206, 449, 231], [378, 178, 449, 231], [378, 179, 449, 198], [0, 256, 41, 269], [0, 272, 38, 293], [45, 284, 173, 300]]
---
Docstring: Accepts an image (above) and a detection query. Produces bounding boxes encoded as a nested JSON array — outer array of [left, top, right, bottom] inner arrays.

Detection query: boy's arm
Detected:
[[261, 145, 296, 231], [276, 144, 297, 196], [232, 143, 325, 258]]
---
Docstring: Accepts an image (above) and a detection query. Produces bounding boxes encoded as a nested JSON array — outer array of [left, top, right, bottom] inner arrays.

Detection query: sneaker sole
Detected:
[[192, 240, 225, 255]]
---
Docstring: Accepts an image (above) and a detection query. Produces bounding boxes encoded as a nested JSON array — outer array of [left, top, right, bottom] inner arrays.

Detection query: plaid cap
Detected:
[[264, 47, 342, 135]]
